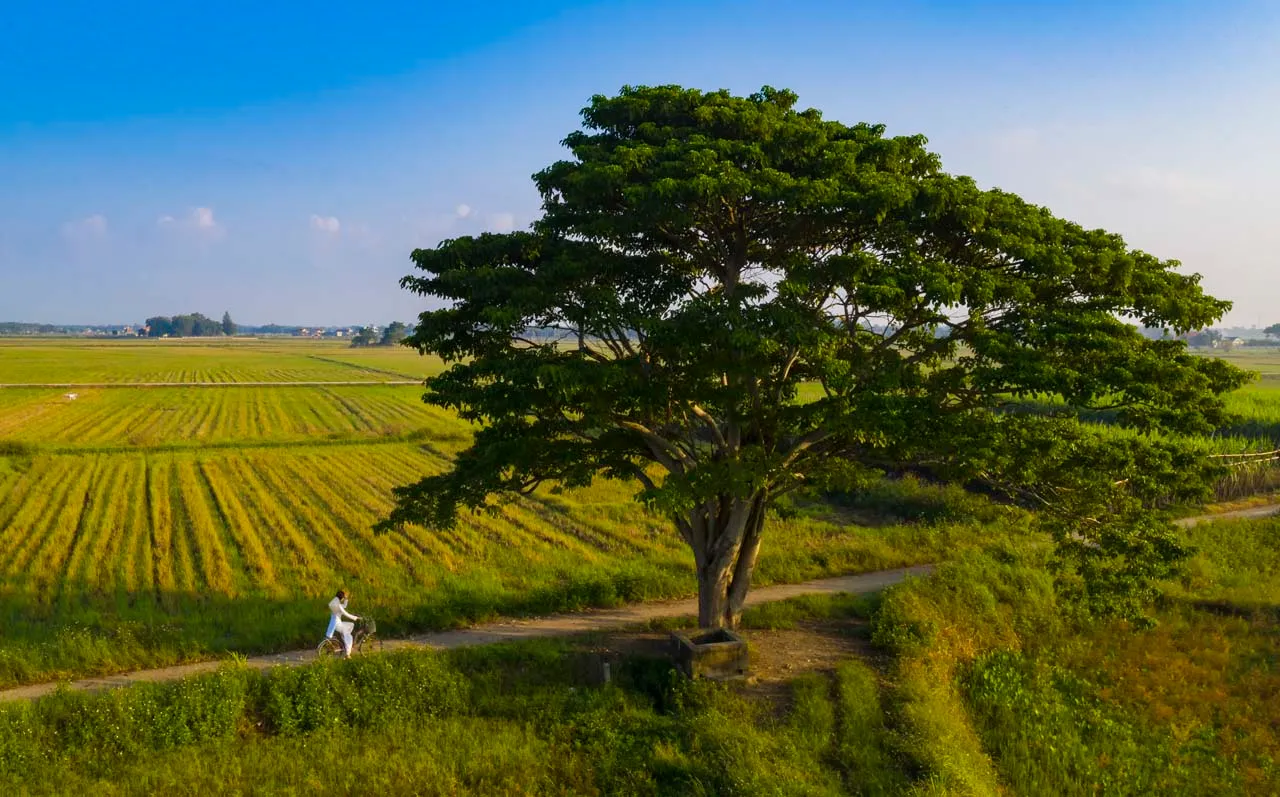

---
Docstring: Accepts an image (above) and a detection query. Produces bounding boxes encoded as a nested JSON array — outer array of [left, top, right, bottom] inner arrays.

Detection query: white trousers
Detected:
[[333, 620, 354, 654]]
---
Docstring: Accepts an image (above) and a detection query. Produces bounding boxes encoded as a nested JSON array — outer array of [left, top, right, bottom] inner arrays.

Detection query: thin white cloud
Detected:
[[61, 214, 108, 239], [157, 207, 221, 233], [310, 214, 341, 234], [455, 204, 472, 219], [487, 212, 516, 233], [193, 207, 217, 229]]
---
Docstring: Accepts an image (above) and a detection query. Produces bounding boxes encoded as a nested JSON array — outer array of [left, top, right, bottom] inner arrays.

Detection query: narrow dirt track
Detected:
[[1, 502, 1275, 704], [0, 566, 932, 703], [1174, 503, 1280, 527]]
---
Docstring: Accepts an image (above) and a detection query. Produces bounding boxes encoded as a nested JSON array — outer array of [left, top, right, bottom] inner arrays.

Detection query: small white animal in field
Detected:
[[65, 393, 78, 401]]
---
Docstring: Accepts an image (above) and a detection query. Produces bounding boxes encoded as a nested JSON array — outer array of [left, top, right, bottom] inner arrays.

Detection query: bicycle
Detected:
[[316, 616, 381, 658]]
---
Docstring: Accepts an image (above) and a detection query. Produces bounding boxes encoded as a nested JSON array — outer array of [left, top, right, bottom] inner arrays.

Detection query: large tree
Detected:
[[381, 86, 1247, 628], [1264, 323, 1280, 339]]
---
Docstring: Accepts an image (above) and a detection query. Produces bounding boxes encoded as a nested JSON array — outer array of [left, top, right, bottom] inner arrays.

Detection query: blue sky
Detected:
[[2, 0, 1277, 326]]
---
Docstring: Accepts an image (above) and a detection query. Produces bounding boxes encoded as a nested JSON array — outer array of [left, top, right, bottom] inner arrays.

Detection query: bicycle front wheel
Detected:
[[356, 634, 382, 655]]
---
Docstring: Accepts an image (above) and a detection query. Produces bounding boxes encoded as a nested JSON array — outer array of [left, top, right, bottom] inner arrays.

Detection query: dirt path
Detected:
[[0, 566, 931, 704], [1174, 503, 1280, 527], [0, 381, 421, 388], [2, 502, 1275, 705]]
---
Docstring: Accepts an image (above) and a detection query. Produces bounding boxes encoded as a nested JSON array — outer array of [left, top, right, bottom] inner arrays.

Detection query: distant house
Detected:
[[1218, 337, 1247, 350]]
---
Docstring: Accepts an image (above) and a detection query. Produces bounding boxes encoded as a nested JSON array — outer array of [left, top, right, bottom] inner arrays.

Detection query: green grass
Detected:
[[0, 638, 909, 795]]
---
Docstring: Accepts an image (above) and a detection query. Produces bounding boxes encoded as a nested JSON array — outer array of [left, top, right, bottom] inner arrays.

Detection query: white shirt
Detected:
[[326, 596, 358, 637]]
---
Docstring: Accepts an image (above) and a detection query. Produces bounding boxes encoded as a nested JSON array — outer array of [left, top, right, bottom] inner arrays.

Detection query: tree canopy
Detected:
[[383, 85, 1247, 627], [380, 321, 409, 346], [350, 326, 378, 347], [1265, 323, 1280, 339]]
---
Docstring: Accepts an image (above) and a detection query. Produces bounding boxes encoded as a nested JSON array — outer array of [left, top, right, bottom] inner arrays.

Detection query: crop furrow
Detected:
[[197, 459, 281, 594], [146, 456, 178, 601], [60, 453, 129, 594], [223, 456, 327, 586], [176, 459, 236, 595], [0, 459, 84, 579], [26, 456, 105, 600]]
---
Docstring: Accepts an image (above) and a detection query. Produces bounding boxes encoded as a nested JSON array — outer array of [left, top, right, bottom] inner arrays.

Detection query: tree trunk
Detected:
[[690, 494, 768, 629], [723, 497, 766, 628], [696, 563, 730, 629]]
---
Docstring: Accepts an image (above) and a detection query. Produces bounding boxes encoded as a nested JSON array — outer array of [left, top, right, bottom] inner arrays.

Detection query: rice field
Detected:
[[0, 339, 1278, 687], [0, 440, 951, 686], [0, 445, 693, 611], [0, 339, 967, 686], [0, 386, 466, 449], [0, 338, 443, 383]]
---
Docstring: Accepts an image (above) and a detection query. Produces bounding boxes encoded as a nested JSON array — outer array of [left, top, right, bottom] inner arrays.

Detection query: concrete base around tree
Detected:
[[672, 628, 750, 680]]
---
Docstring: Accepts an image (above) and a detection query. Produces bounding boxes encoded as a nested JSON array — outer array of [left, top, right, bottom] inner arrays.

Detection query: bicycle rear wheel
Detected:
[[316, 637, 342, 658]]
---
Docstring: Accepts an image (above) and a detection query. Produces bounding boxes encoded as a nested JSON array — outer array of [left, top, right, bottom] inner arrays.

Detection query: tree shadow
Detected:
[[1175, 597, 1280, 624]]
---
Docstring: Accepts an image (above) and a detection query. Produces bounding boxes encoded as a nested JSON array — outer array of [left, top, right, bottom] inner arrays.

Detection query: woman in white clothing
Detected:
[[326, 589, 360, 658]]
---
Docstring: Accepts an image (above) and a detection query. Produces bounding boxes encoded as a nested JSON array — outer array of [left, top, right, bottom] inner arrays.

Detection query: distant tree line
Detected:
[[145, 312, 236, 337], [0, 322, 66, 335], [350, 321, 410, 348], [0, 322, 137, 336]]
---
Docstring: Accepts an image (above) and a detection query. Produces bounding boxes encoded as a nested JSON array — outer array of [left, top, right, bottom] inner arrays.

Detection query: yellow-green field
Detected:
[[0, 386, 463, 448], [0, 339, 1278, 688], [1, 339, 1279, 795], [0, 338, 444, 383], [0, 339, 958, 687]]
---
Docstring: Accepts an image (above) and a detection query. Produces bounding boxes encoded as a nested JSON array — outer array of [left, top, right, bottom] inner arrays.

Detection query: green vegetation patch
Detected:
[[872, 514, 1280, 795], [0, 639, 908, 795]]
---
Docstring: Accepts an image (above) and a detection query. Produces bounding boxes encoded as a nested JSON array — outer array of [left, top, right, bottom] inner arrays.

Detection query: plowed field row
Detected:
[[0, 438, 952, 687], [0, 387, 467, 447], [0, 340, 444, 383], [0, 447, 684, 605]]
